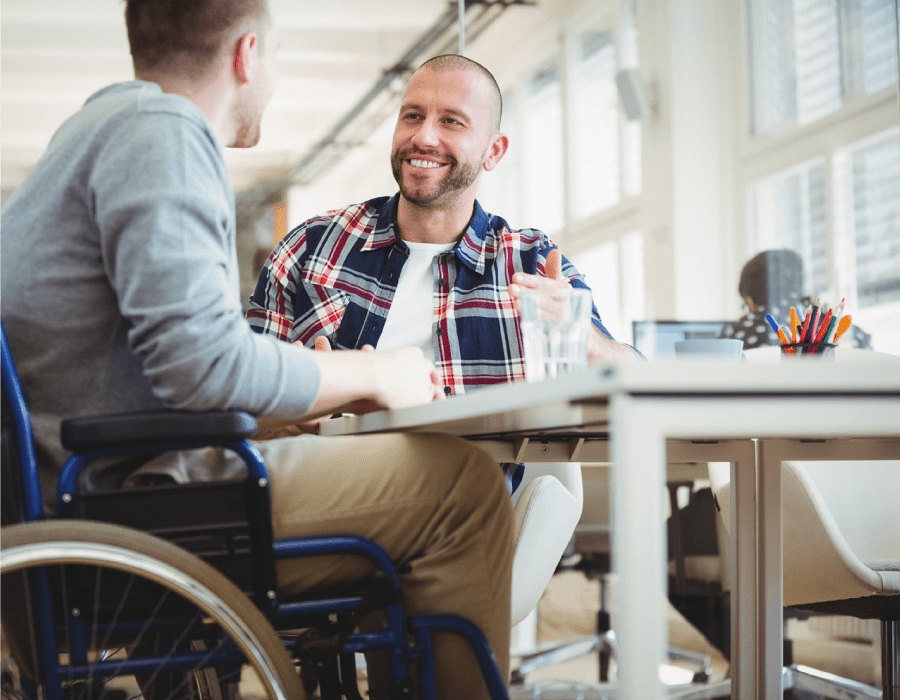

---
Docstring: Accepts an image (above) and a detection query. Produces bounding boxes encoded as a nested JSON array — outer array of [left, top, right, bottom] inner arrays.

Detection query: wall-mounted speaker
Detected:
[[615, 68, 651, 121]]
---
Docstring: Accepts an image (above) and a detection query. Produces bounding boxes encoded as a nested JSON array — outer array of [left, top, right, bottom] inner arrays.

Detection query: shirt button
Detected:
[[436, 328, 444, 336], [443, 386, 452, 395], [438, 278, 446, 286]]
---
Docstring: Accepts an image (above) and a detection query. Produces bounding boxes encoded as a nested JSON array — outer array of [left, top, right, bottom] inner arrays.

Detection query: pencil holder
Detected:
[[781, 342, 837, 360]]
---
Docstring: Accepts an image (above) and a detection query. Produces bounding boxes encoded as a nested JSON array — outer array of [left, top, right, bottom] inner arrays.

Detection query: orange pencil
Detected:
[[833, 314, 853, 343], [789, 307, 800, 343]]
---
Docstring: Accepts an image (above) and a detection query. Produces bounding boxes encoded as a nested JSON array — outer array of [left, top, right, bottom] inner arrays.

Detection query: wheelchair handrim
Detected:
[[1, 539, 292, 700]]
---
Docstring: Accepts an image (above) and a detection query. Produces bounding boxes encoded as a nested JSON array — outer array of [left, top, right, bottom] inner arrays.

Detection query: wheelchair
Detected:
[[0, 322, 510, 700]]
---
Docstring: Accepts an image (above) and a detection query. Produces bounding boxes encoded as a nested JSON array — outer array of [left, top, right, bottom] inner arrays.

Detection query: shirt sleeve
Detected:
[[91, 109, 321, 418], [246, 225, 305, 342]]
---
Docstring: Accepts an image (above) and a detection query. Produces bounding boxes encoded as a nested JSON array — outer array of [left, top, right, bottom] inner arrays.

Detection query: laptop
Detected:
[[632, 320, 730, 359]]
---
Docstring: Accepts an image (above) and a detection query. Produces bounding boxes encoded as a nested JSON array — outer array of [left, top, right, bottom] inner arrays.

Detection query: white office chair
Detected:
[[511, 465, 725, 690], [510, 462, 584, 627], [708, 458, 900, 698]]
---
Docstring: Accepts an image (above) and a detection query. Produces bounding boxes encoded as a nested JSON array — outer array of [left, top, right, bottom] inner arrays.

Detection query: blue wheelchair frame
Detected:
[[1, 323, 509, 700]]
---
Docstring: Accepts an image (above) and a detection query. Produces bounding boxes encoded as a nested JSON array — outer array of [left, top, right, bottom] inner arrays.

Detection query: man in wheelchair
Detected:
[[1, 0, 514, 697]]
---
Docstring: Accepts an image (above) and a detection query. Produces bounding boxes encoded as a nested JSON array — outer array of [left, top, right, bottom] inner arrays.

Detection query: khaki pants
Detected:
[[256, 432, 513, 700]]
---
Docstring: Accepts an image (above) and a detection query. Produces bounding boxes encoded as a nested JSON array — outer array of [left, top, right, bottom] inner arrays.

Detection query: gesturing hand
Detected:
[[507, 248, 634, 364], [507, 248, 570, 313]]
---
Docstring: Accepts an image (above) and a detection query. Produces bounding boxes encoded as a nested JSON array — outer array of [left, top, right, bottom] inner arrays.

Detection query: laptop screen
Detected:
[[632, 320, 729, 359]]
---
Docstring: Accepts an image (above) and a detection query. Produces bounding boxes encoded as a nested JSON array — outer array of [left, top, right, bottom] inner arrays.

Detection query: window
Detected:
[[572, 231, 645, 342], [842, 130, 900, 308], [750, 159, 830, 298], [485, 5, 645, 333], [569, 24, 643, 218], [745, 0, 899, 352], [749, 129, 900, 351], [571, 31, 621, 218], [521, 59, 565, 234], [748, 0, 900, 134]]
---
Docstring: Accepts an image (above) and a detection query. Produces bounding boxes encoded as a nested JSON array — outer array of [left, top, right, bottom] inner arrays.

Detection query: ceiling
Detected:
[[1, 0, 535, 195]]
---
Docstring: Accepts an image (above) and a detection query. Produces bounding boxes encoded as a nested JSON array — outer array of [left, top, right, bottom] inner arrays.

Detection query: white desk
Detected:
[[321, 361, 900, 700]]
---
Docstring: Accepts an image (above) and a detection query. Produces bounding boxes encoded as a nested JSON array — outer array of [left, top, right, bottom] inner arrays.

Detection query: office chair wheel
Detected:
[[0, 520, 304, 700]]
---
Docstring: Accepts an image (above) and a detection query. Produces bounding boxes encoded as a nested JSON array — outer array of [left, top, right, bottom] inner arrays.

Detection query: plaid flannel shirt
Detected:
[[247, 194, 614, 396]]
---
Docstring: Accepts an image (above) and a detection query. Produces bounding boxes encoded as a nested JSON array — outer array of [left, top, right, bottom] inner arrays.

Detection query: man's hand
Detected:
[[507, 248, 570, 305], [308, 337, 444, 421], [313, 336, 443, 410], [369, 346, 445, 409], [258, 337, 443, 438], [508, 248, 636, 364]]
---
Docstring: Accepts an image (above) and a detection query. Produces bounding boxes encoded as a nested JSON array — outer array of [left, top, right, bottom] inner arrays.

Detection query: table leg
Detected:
[[731, 440, 759, 700], [757, 439, 786, 700], [611, 394, 666, 700]]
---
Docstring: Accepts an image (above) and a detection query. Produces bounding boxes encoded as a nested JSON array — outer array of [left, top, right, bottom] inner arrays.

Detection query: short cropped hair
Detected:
[[125, 0, 269, 76], [738, 249, 805, 308], [418, 54, 503, 132]]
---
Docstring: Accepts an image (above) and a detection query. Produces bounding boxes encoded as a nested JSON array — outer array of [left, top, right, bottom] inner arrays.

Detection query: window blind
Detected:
[[749, 0, 899, 134], [848, 132, 900, 307], [751, 159, 830, 298]]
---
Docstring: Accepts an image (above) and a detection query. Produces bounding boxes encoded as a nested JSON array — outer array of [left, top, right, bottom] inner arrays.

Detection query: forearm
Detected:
[[312, 346, 441, 415], [589, 328, 641, 363]]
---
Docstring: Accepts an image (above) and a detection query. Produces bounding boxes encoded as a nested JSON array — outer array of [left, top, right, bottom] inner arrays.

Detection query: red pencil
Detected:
[[799, 308, 812, 342], [813, 308, 834, 343]]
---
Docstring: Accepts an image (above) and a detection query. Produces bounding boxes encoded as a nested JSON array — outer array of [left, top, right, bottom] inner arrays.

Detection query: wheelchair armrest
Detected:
[[61, 410, 258, 451]]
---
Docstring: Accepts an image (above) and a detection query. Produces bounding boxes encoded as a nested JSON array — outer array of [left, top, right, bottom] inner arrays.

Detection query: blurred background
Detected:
[[3, 0, 898, 354]]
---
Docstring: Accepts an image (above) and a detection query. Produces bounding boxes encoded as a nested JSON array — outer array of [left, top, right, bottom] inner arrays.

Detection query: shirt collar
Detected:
[[364, 194, 496, 276], [360, 196, 403, 252]]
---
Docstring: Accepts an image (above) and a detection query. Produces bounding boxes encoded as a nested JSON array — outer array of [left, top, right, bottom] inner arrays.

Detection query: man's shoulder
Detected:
[[70, 81, 217, 161], [474, 203, 543, 241], [279, 196, 392, 250], [85, 81, 206, 125], [480, 210, 548, 251]]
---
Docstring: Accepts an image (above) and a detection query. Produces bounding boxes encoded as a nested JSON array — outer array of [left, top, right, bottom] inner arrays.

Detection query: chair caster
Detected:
[[391, 678, 415, 698], [691, 669, 711, 683]]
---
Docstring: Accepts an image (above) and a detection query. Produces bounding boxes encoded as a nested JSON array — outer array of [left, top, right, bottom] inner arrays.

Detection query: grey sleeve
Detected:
[[90, 111, 321, 418]]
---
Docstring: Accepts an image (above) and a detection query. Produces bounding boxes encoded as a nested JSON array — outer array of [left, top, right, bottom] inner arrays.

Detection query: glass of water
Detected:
[[519, 287, 593, 382]]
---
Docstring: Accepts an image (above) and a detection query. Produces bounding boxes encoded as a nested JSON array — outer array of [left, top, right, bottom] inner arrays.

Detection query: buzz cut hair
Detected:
[[418, 54, 503, 132], [125, 0, 269, 76]]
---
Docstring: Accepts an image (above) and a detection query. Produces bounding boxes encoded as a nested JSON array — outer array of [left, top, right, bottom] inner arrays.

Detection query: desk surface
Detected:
[[321, 360, 900, 441]]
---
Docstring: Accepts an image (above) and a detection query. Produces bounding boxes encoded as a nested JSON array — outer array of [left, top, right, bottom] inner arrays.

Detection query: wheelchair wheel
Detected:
[[1, 520, 304, 700]]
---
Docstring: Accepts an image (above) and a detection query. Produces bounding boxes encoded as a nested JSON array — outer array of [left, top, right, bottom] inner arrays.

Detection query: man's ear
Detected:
[[233, 32, 259, 85], [482, 132, 509, 172]]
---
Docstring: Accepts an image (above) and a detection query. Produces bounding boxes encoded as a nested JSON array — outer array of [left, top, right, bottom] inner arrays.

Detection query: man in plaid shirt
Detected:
[[247, 55, 637, 401], [247, 53, 638, 510]]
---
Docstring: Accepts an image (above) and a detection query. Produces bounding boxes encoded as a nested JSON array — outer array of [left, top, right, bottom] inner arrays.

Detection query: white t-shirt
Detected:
[[377, 240, 456, 357]]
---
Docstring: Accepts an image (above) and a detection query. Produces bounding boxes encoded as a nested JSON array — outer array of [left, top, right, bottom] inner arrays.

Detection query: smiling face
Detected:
[[390, 66, 505, 210]]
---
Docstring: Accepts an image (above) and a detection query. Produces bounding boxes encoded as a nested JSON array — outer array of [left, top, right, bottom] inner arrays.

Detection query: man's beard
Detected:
[[391, 149, 480, 207]]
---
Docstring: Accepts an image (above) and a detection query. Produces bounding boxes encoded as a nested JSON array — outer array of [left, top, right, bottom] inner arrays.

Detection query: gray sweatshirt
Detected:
[[1, 81, 320, 497]]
